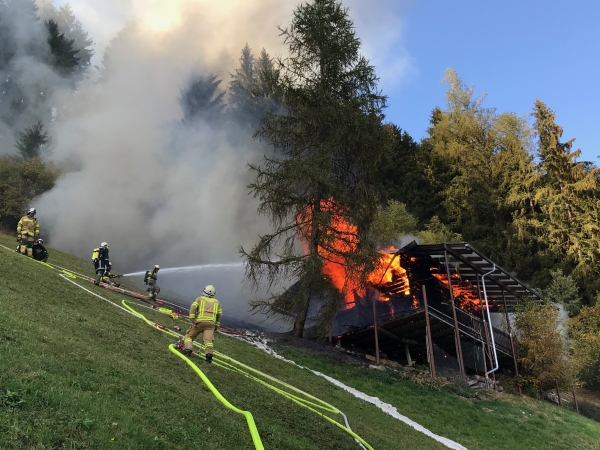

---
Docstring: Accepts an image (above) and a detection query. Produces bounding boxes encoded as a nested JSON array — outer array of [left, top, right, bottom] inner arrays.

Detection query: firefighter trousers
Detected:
[[147, 279, 160, 299], [183, 321, 215, 354], [19, 236, 34, 257]]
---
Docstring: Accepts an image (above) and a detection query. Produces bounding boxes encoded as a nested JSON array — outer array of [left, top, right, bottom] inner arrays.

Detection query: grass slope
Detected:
[[1, 232, 600, 449], [0, 234, 442, 449]]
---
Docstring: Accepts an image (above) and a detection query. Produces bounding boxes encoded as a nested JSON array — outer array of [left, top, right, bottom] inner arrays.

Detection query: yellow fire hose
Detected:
[[121, 300, 373, 450], [168, 344, 264, 450], [0, 245, 373, 450]]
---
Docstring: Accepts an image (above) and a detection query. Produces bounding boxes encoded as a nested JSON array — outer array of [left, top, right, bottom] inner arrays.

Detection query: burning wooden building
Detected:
[[330, 242, 544, 379]]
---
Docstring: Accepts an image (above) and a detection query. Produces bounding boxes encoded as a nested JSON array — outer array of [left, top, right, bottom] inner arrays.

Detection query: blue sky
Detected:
[[59, 0, 599, 161], [378, 0, 600, 162]]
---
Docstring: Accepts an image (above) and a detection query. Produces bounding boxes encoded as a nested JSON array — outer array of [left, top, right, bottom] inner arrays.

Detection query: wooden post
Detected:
[[372, 297, 380, 365], [404, 344, 413, 366], [573, 386, 579, 413], [422, 285, 436, 379], [555, 380, 562, 406], [445, 249, 466, 378], [482, 320, 495, 380], [510, 335, 521, 395]]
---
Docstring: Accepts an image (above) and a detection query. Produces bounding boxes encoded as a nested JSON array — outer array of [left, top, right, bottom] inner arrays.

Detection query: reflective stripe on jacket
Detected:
[[17, 216, 39, 236], [189, 296, 222, 327]]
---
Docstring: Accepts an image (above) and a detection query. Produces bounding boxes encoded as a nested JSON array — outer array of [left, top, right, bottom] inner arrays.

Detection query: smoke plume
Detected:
[[6, 0, 409, 326]]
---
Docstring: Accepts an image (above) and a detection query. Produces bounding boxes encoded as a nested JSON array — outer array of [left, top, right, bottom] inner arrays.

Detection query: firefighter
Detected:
[[144, 265, 160, 301], [181, 285, 222, 363], [32, 238, 49, 262], [16, 208, 40, 257], [101, 262, 121, 287], [92, 242, 110, 285]]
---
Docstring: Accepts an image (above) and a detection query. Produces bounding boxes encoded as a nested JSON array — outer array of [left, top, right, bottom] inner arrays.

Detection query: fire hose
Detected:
[[120, 300, 372, 450], [1, 244, 372, 450]]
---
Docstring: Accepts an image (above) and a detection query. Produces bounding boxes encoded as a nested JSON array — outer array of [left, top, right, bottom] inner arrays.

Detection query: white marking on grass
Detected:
[[241, 336, 468, 450]]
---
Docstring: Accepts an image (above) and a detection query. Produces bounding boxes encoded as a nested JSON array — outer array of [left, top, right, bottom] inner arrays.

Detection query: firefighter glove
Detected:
[[16, 236, 21, 243], [93, 258, 98, 263]]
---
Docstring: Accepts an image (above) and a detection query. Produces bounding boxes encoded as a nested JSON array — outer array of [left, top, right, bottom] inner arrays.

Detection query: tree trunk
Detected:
[[292, 296, 310, 337], [292, 195, 322, 338]]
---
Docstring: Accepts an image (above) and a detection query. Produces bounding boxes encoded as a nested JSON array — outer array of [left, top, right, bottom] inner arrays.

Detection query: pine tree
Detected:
[[533, 100, 600, 279], [229, 45, 280, 128], [39, 3, 94, 75], [228, 43, 255, 120], [241, 0, 390, 337], [45, 19, 79, 77], [180, 74, 225, 123], [253, 48, 280, 116], [15, 121, 50, 160]]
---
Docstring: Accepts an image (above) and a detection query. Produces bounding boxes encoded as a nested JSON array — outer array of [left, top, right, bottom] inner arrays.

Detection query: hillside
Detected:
[[1, 233, 600, 449]]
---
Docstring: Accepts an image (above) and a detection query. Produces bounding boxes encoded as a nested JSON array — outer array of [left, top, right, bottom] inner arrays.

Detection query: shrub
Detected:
[[570, 301, 600, 385], [0, 156, 61, 230], [514, 301, 572, 390]]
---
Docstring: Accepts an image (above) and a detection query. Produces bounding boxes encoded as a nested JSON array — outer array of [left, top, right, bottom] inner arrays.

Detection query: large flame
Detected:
[[300, 201, 410, 310], [367, 252, 410, 296], [432, 272, 482, 314]]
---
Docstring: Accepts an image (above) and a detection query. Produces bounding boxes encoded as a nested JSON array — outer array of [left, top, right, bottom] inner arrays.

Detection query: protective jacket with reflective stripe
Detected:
[[189, 296, 222, 327], [17, 216, 39, 237]]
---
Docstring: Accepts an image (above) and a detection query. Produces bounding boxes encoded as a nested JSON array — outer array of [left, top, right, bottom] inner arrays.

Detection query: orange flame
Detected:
[[432, 273, 482, 313], [300, 200, 411, 310]]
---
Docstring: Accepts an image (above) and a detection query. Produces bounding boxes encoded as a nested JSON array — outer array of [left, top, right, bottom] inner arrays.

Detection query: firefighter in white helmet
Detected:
[[17, 208, 39, 257], [181, 285, 222, 363], [91, 242, 110, 285], [144, 265, 160, 301]]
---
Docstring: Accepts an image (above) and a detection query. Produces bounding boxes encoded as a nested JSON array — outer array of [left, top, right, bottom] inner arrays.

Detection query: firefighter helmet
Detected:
[[101, 242, 108, 248], [203, 285, 216, 297], [154, 265, 160, 270], [37, 238, 43, 244], [28, 207, 36, 215]]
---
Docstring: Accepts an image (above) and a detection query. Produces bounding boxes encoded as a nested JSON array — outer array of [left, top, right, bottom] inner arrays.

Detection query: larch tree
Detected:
[[427, 69, 502, 257], [240, 0, 390, 337]]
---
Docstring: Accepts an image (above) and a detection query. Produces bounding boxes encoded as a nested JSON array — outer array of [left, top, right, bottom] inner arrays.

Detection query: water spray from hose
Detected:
[[122, 262, 245, 277]]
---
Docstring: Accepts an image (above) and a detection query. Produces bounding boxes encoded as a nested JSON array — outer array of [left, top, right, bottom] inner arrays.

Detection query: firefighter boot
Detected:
[[94, 273, 101, 286], [206, 353, 213, 364]]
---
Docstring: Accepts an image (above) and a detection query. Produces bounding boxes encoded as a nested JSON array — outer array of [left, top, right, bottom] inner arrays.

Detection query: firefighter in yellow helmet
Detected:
[[181, 285, 222, 363], [101, 262, 122, 287], [17, 208, 40, 257], [144, 265, 160, 301]]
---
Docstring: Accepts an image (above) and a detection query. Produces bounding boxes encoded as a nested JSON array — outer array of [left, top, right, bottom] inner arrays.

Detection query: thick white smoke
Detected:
[[26, 0, 410, 327], [36, 0, 294, 270]]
